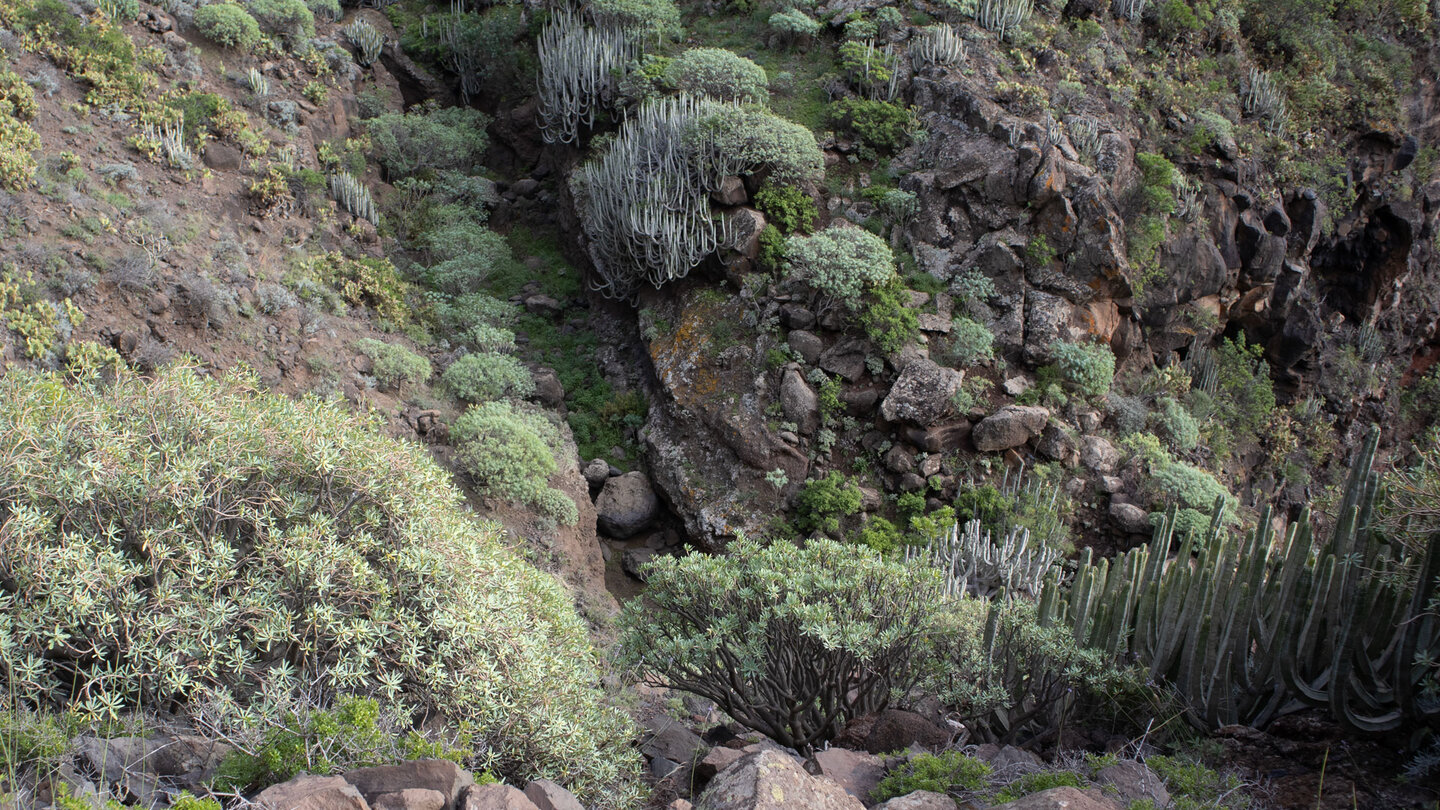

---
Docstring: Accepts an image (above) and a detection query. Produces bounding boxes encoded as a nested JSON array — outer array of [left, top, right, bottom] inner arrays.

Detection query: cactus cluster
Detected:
[[330, 171, 378, 225], [1040, 430, 1440, 733], [143, 119, 193, 169], [1113, 0, 1148, 23], [913, 520, 1062, 599], [1243, 67, 1286, 134], [977, 0, 1032, 39], [1182, 336, 1219, 394], [910, 25, 966, 70], [1065, 115, 1102, 165], [245, 66, 270, 97], [571, 95, 732, 298], [345, 18, 385, 67], [535, 9, 637, 144]]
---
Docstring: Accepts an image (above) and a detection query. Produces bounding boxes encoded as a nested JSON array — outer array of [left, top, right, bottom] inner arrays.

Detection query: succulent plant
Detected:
[[345, 18, 385, 67]]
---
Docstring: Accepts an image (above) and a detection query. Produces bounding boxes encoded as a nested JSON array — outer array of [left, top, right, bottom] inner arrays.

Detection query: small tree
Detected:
[[664, 47, 769, 103], [785, 225, 896, 307], [619, 537, 943, 750]]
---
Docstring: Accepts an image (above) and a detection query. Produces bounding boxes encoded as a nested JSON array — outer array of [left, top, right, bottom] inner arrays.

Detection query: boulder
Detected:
[[781, 304, 816, 330], [880, 359, 964, 427], [780, 368, 820, 436], [819, 349, 867, 382], [256, 776, 371, 810], [1036, 425, 1077, 465], [343, 761, 475, 809], [693, 750, 863, 810], [871, 791, 955, 810], [530, 368, 565, 409], [697, 747, 746, 782], [370, 790, 447, 810], [972, 406, 1050, 452], [787, 330, 824, 365], [461, 785, 540, 810], [595, 472, 660, 539], [1095, 761, 1170, 807], [582, 458, 612, 492], [1109, 502, 1152, 534], [712, 176, 748, 206], [521, 780, 584, 810], [809, 748, 884, 804], [1079, 436, 1120, 474], [641, 715, 707, 766], [834, 709, 950, 755], [985, 787, 1124, 810]]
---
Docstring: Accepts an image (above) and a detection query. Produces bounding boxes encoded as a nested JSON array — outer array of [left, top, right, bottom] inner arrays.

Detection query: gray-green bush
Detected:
[[193, 3, 263, 49], [451, 401, 579, 525], [664, 48, 769, 103], [442, 352, 535, 402], [355, 338, 431, 390]]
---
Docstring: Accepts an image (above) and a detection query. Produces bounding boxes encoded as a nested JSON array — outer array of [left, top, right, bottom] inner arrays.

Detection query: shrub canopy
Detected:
[[0, 365, 639, 805]]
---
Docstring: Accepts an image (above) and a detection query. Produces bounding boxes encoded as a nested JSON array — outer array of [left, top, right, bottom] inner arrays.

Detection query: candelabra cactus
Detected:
[[345, 18, 385, 67], [910, 24, 965, 71], [536, 9, 636, 145], [1040, 428, 1440, 735], [330, 171, 378, 226], [913, 520, 1062, 599]]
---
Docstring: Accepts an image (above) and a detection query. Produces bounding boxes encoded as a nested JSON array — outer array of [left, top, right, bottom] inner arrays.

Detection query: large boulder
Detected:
[[1080, 436, 1120, 474], [880, 359, 964, 427], [1109, 502, 1152, 534], [641, 715, 708, 766], [834, 709, 950, 754], [871, 791, 955, 810], [809, 749, 884, 804], [781, 368, 821, 436], [693, 750, 863, 810], [1095, 761, 1170, 807], [521, 780, 584, 810], [256, 776, 371, 810], [370, 790, 447, 810], [461, 785, 539, 810], [595, 471, 661, 538], [971, 406, 1050, 452], [985, 786, 1124, 810], [343, 760, 474, 809]]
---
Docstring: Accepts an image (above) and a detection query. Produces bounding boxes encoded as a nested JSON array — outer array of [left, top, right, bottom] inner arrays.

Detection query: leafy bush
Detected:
[[992, 770, 1085, 802], [665, 48, 768, 103], [588, 0, 680, 39], [355, 338, 431, 389], [367, 103, 490, 180], [451, 401, 578, 525], [0, 81, 40, 190], [1153, 396, 1200, 451], [947, 316, 995, 366], [872, 751, 991, 801], [753, 182, 817, 234], [691, 104, 825, 185], [1211, 335, 1275, 437], [0, 365, 640, 804], [1050, 339, 1116, 399], [193, 3, 263, 49], [246, 0, 314, 46], [830, 97, 918, 155], [768, 7, 820, 42], [305, 0, 339, 21], [794, 471, 864, 535], [420, 220, 513, 295], [618, 537, 943, 749], [786, 226, 896, 304], [442, 352, 534, 402], [860, 275, 919, 354]]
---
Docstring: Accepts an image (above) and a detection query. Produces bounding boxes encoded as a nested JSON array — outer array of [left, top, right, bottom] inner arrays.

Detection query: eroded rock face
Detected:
[[972, 405, 1050, 452], [693, 750, 863, 810]]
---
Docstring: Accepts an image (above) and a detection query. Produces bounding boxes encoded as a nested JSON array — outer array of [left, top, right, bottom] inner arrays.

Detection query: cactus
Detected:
[[534, 9, 637, 145], [245, 66, 270, 98], [1183, 336, 1219, 394], [345, 18, 385, 68], [1112, 0, 1147, 23], [977, 0, 1032, 39], [1065, 115, 1102, 165], [330, 171, 378, 226], [1042, 428, 1440, 734], [1243, 68, 1286, 134], [910, 24, 965, 71], [913, 520, 1062, 599]]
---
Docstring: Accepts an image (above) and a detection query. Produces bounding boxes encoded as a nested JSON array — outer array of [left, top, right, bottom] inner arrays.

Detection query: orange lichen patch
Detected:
[[650, 293, 723, 403], [1077, 299, 1120, 341]]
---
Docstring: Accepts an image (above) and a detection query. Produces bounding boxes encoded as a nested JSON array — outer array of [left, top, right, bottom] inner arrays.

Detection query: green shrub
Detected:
[[665, 48, 768, 103], [757, 224, 787, 273], [367, 103, 490, 180], [420, 220, 513, 295], [193, 3, 263, 49], [618, 537, 944, 749], [753, 182, 817, 234], [993, 770, 1086, 802], [246, 0, 314, 45], [1211, 335, 1275, 437], [830, 97, 918, 155], [1050, 339, 1116, 399], [768, 8, 820, 42], [786, 226, 896, 304], [857, 515, 904, 553], [860, 276, 919, 353], [872, 750, 991, 802], [1153, 396, 1200, 451], [588, 0, 681, 39], [691, 104, 825, 185], [947, 315, 995, 366], [0, 365, 639, 804], [305, 0, 339, 20], [355, 338, 432, 389], [442, 352, 535, 402], [794, 471, 864, 535], [1135, 152, 1178, 215], [451, 401, 578, 525], [1146, 755, 1247, 806]]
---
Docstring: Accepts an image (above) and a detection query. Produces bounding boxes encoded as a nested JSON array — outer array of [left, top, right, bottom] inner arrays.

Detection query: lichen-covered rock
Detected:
[[256, 776, 370, 810], [871, 791, 955, 810], [972, 405, 1049, 452], [1080, 435, 1120, 474], [985, 786, 1124, 810], [781, 368, 820, 436], [693, 750, 863, 810], [880, 358, 964, 427], [1109, 502, 1152, 534], [1095, 761, 1170, 807]]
